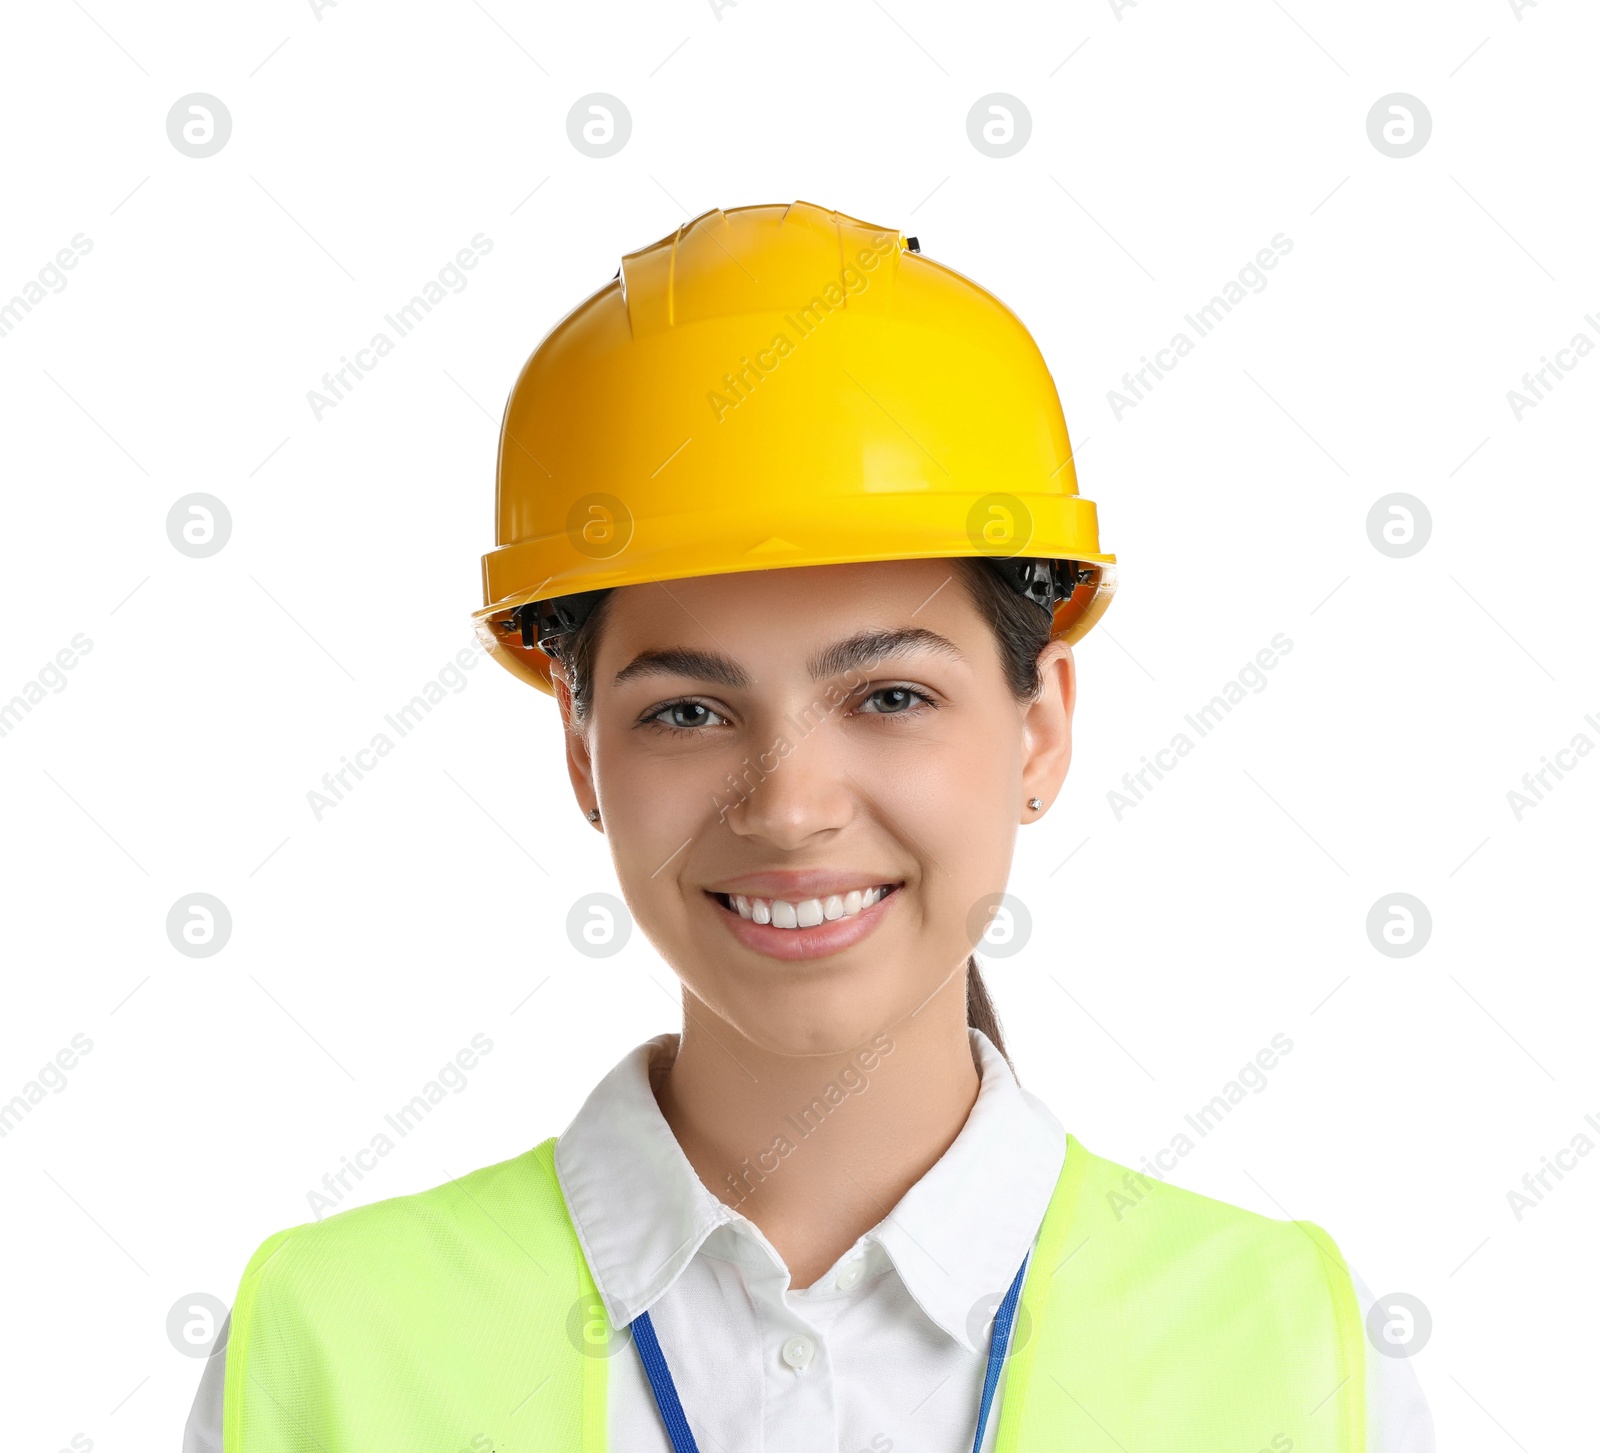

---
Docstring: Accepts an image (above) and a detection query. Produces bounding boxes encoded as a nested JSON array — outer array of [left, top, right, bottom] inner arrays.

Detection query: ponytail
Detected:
[[965, 956, 1010, 1068]]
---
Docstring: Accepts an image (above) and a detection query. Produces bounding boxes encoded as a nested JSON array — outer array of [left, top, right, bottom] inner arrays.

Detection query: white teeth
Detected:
[[720, 884, 894, 930]]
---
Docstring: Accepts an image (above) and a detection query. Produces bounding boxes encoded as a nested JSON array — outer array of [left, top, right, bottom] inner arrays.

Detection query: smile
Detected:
[[702, 881, 904, 962], [709, 883, 899, 929]]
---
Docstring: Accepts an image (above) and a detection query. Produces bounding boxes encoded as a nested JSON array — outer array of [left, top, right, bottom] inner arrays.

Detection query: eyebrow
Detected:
[[610, 627, 966, 690]]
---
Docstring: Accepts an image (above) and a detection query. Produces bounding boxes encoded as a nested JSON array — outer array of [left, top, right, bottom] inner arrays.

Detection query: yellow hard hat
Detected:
[[473, 200, 1116, 695]]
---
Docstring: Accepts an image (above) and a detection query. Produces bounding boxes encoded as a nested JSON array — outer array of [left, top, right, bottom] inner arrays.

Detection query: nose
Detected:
[[721, 706, 856, 850]]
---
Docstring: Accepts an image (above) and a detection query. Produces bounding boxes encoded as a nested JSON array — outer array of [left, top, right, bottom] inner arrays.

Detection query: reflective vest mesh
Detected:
[[225, 1135, 1363, 1452]]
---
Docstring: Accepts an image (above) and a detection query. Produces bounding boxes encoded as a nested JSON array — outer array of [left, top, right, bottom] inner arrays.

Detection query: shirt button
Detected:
[[836, 1261, 863, 1291], [780, 1334, 815, 1370]]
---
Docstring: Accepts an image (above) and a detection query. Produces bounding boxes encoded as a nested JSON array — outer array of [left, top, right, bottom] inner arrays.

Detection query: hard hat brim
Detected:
[[473, 545, 1116, 698]]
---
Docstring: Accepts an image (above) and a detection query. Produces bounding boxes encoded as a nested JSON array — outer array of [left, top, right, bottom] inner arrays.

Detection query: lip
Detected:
[[702, 881, 903, 963]]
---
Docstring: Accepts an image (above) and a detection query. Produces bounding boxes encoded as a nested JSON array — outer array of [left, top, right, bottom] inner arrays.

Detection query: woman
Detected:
[[186, 202, 1434, 1451]]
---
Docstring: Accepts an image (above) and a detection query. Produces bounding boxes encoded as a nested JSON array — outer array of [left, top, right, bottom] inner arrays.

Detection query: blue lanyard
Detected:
[[630, 1250, 1031, 1453]]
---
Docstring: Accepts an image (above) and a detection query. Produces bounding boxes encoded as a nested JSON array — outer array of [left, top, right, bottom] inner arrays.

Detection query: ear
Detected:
[[1019, 640, 1076, 819], [553, 667, 602, 828]]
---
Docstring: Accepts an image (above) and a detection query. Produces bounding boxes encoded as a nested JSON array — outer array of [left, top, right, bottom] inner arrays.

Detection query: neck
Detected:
[[654, 971, 983, 1290]]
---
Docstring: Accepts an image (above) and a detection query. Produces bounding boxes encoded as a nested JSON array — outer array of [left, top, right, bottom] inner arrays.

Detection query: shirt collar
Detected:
[[554, 1032, 730, 1332], [553, 1027, 1065, 1352], [871, 1028, 1066, 1351]]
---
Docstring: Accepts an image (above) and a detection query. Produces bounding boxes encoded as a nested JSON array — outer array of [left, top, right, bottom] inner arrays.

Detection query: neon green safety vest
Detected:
[[224, 1134, 1365, 1451]]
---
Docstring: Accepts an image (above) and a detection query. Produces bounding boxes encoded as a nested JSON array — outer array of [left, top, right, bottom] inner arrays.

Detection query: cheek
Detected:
[[592, 731, 735, 950], [872, 723, 1020, 906], [600, 750, 704, 867]]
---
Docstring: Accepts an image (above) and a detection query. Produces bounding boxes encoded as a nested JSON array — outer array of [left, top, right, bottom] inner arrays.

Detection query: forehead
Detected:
[[592, 559, 1002, 688], [604, 559, 976, 638]]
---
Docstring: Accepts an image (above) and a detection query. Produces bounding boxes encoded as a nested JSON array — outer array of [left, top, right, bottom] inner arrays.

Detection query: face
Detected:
[[556, 559, 1075, 1057]]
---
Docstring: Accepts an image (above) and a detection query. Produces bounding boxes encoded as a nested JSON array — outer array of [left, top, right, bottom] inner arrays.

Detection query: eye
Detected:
[[854, 685, 937, 718], [641, 698, 730, 736]]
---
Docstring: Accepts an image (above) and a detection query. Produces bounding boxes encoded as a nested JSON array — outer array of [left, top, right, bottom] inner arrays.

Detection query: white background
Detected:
[[2, 0, 1595, 1448]]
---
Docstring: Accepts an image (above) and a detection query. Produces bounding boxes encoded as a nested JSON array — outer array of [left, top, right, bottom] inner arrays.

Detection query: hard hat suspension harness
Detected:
[[511, 589, 611, 657], [508, 557, 1095, 663]]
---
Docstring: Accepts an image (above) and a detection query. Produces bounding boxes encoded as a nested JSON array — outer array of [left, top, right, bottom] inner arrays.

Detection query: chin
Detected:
[[687, 960, 929, 1059]]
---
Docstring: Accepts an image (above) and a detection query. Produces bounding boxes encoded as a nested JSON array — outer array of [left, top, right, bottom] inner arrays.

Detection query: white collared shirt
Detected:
[[183, 1028, 1435, 1451]]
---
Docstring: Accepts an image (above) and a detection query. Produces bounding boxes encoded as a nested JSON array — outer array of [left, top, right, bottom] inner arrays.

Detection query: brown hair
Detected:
[[554, 556, 1056, 1066]]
